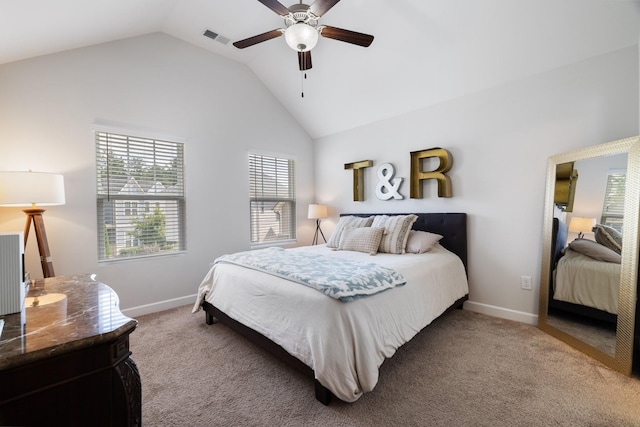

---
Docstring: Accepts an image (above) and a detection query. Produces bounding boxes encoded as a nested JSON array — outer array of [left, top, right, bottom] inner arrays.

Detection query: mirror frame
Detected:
[[538, 135, 640, 375]]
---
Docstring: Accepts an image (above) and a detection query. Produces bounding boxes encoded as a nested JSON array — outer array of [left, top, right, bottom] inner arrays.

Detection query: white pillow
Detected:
[[326, 216, 374, 248], [405, 230, 443, 254], [371, 214, 418, 254], [338, 227, 385, 255]]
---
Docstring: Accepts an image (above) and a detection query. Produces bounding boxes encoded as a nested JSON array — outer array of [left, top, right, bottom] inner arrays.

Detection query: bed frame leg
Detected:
[[205, 312, 217, 325], [314, 380, 332, 406]]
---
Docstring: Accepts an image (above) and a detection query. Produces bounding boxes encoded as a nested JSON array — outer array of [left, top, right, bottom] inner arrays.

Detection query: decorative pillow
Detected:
[[405, 230, 443, 254], [326, 216, 374, 248], [592, 224, 622, 254], [338, 227, 385, 255], [371, 214, 418, 254], [568, 238, 621, 264]]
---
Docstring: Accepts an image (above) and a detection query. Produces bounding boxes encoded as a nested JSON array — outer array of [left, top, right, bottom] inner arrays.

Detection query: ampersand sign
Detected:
[[376, 163, 404, 200]]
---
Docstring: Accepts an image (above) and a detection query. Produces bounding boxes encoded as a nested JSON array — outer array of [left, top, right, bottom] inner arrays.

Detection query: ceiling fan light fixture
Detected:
[[284, 23, 318, 52]]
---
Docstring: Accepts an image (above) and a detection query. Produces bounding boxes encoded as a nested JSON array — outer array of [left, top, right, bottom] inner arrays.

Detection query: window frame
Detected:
[[248, 150, 297, 248], [95, 126, 187, 263]]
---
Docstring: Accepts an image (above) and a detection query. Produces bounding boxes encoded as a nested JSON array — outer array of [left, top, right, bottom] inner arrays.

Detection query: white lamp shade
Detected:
[[308, 204, 328, 219], [284, 23, 319, 52], [0, 171, 66, 207], [568, 217, 597, 233]]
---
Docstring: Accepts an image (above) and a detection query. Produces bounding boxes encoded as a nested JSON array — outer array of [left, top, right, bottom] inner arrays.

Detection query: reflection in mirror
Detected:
[[538, 136, 640, 376], [547, 153, 626, 357], [554, 161, 578, 213]]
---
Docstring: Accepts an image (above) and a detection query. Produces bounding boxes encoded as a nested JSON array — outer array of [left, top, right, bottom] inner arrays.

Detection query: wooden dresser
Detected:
[[0, 274, 140, 426]]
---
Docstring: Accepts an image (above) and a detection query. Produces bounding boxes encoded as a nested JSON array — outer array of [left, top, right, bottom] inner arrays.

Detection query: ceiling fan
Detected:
[[233, 0, 374, 71]]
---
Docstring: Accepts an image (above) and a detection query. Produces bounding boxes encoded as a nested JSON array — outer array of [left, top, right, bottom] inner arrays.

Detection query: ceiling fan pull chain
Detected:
[[301, 71, 304, 98]]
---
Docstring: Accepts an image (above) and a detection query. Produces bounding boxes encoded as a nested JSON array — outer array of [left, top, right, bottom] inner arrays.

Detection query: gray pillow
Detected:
[[568, 238, 621, 264], [592, 224, 622, 254]]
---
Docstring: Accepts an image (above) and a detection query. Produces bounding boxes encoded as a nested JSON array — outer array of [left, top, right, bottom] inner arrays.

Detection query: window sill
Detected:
[[250, 239, 297, 250]]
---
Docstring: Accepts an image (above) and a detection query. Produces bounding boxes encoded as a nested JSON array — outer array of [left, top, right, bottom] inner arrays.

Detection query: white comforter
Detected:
[[193, 244, 469, 402]]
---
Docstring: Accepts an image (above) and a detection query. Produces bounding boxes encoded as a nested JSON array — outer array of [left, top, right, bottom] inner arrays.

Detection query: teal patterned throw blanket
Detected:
[[215, 247, 406, 302]]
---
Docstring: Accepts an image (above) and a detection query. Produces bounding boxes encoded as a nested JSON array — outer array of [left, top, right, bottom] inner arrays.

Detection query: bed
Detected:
[[549, 218, 620, 323], [193, 212, 469, 404]]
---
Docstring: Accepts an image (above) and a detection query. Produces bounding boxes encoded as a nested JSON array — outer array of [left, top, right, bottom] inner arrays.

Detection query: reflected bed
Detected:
[[549, 218, 619, 323]]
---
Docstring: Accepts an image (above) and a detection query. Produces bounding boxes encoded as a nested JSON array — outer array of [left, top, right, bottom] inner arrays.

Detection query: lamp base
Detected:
[[23, 208, 55, 278], [312, 219, 326, 246]]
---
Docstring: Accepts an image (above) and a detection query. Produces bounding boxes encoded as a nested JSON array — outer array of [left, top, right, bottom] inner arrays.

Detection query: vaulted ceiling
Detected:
[[1, 0, 639, 138]]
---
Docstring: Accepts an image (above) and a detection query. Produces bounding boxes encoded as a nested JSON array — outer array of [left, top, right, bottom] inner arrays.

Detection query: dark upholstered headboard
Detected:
[[549, 218, 568, 297], [551, 217, 568, 266], [342, 213, 468, 274]]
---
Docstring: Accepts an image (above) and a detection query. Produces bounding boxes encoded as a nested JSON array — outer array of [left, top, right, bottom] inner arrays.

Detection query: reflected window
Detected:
[[600, 169, 626, 232]]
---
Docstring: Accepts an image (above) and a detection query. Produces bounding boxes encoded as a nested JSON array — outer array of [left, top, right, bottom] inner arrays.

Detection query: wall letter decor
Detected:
[[344, 160, 373, 201], [410, 148, 453, 198], [554, 161, 578, 212], [375, 163, 403, 200]]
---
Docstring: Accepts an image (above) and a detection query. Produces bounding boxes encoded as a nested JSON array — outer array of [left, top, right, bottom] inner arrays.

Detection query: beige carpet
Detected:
[[130, 305, 640, 426], [547, 312, 616, 356]]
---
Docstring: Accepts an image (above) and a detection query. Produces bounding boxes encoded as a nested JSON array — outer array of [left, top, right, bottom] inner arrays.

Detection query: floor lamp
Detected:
[[308, 204, 328, 245], [0, 171, 66, 278]]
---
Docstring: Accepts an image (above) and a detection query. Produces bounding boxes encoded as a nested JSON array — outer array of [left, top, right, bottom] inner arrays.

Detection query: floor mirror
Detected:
[[538, 135, 640, 375]]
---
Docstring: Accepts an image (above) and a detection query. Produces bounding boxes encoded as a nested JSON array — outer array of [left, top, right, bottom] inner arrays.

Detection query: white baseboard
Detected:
[[121, 295, 540, 325], [122, 294, 197, 318], [463, 300, 538, 325]]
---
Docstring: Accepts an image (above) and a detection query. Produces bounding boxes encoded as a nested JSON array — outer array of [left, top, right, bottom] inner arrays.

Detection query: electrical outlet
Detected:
[[520, 275, 532, 290]]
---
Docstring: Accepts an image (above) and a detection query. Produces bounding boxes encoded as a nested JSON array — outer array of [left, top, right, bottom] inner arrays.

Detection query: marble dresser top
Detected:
[[0, 274, 137, 371]]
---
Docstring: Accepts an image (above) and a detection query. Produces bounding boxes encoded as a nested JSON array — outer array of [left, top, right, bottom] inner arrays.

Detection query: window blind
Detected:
[[249, 153, 296, 246], [96, 131, 186, 261], [600, 170, 626, 232]]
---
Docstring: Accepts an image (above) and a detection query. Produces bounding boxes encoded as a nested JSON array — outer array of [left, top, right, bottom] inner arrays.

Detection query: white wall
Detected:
[[0, 33, 315, 315], [314, 46, 639, 323]]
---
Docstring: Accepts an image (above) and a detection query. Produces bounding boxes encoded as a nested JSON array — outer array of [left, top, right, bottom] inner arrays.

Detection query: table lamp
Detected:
[[0, 171, 65, 277], [568, 216, 596, 239], [308, 204, 328, 245]]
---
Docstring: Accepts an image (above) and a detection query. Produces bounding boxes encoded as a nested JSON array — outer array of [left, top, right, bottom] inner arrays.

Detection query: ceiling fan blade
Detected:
[[309, 0, 341, 17], [233, 29, 284, 49], [319, 26, 374, 47], [298, 51, 312, 71], [257, 0, 290, 16]]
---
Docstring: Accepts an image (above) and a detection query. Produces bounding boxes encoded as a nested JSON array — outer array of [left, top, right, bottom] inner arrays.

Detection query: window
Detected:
[[96, 130, 186, 261], [600, 169, 626, 232], [249, 152, 296, 247]]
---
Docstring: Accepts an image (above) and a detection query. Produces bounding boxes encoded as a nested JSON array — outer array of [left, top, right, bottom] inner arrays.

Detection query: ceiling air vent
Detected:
[[203, 29, 230, 45]]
